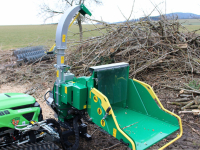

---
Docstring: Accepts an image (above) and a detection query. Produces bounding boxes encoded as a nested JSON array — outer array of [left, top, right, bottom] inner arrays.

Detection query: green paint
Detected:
[[79, 4, 92, 16], [0, 93, 35, 110], [0, 93, 41, 129]]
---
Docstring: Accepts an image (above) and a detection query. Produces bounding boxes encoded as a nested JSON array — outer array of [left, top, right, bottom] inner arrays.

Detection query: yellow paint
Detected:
[[40, 132, 44, 135], [93, 95, 98, 103], [69, 12, 80, 28], [62, 34, 66, 42], [113, 128, 117, 138], [91, 88, 136, 150], [91, 89, 111, 115], [65, 86, 67, 94], [89, 90, 92, 98], [100, 119, 105, 127], [133, 79, 183, 150], [61, 56, 64, 64], [83, 105, 87, 109], [57, 70, 59, 77], [97, 108, 102, 115], [49, 43, 56, 52], [30, 121, 34, 125]]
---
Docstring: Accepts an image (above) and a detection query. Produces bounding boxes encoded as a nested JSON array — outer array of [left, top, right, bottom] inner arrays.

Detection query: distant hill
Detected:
[[137, 12, 200, 21]]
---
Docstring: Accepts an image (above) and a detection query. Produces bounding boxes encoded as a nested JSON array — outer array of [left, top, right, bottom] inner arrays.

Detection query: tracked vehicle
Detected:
[[0, 4, 182, 150]]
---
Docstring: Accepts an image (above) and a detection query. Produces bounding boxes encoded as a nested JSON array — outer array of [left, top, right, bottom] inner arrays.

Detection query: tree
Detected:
[[39, 0, 101, 41]]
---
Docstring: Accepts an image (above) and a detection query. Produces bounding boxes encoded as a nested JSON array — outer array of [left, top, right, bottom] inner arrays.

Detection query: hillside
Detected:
[[138, 12, 200, 21]]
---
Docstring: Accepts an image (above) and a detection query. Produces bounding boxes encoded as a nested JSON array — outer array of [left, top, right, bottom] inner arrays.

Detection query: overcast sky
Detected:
[[0, 0, 200, 25]]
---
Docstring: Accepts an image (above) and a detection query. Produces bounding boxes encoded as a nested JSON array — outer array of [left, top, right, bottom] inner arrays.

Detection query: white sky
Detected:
[[0, 0, 200, 25]]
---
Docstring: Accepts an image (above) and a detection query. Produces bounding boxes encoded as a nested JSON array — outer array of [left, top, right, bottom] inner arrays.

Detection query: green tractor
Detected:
[[0, 4, 182, 150]]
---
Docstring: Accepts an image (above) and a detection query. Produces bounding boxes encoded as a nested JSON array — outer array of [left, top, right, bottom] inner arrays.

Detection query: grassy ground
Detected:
[[179, 19, 200, 34], [0, 24, 105, 50], [179, 19, 200, 25], [1, 19, 200, 50]]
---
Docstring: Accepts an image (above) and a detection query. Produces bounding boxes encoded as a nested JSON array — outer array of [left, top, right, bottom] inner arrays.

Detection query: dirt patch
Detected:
[[0, 84, 28, 93]]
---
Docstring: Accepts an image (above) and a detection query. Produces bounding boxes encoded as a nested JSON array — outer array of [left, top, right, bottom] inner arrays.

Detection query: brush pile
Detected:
[[69, 19, 200, 78], [68, 17, 200, 113]]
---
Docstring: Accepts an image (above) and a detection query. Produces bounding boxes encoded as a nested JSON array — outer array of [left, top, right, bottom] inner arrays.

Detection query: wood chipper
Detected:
[[0, 4, 182, 150]]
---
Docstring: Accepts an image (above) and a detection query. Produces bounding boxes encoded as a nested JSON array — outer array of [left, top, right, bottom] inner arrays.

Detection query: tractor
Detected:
[[0, 4, 182, 150]]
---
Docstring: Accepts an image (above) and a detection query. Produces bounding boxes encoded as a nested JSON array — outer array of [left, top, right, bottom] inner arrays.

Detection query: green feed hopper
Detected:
[[87, 62, 182, 150]]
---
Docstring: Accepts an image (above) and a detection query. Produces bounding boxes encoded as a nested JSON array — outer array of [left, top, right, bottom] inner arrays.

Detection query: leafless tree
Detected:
[[39, 0, 102, 41]]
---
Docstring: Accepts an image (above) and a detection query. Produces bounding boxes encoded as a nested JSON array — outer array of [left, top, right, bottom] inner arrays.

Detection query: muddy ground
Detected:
[[0, 50, 200, 150]]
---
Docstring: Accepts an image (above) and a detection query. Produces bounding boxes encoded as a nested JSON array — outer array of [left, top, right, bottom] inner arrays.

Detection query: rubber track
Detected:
[[1, 141, 60, 150]]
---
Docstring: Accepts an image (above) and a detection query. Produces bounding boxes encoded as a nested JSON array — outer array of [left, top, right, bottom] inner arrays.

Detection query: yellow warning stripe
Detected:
[[69, 12, 80, 28]]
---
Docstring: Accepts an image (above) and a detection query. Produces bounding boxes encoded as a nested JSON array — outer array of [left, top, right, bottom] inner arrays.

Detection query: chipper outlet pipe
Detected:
[[54, 4, 91, 106]]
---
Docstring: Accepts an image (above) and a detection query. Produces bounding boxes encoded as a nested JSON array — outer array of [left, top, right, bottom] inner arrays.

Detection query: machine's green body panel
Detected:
[[126, 79, 179, 125], [0, 107, 40, 129], [0, 93, 35, 110], [97, 66, 128, 104], [72, 82, 87, 110], [0, 93, 41, 129], [61, 84, 73, 105], [112, 106, 179, 149]]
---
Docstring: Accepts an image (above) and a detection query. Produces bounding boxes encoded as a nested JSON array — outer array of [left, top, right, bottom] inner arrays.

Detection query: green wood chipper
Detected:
[[0, 4, 182, 150]]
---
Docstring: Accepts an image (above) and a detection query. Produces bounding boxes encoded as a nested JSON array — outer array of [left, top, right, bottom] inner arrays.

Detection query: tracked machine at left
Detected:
[[0, 93, 60, 148]]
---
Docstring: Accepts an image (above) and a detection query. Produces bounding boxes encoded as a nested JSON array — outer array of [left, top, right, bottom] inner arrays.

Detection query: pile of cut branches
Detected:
[[68, 18, 200, 80]]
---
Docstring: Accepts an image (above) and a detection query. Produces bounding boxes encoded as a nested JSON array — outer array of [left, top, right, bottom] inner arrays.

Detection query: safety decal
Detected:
[[61, 56, 64, 64], [57, 70, 59, 77], [113, 128, 117, 137], [97, 108, 102, 115], [62, 34, 66, 42], [101, 119, 105, 127], [11, 117, 20, 126], [65, 86, 67, 94], [83, 105, 87, 109], [93, 95, 98, 103]]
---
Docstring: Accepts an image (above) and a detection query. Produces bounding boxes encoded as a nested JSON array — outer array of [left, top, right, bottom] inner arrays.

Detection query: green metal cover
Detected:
[[0, 93, 35, 110], [72, 82, 87, 110], [112, 106, 179, 150], [79, 4, 92, 16], [97, 66, 129, 104]]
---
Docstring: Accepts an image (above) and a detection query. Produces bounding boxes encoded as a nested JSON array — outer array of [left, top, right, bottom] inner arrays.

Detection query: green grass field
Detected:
[[1, 19, 200, 50], [0, 24, 105, 50], [178, 19, 200, 34], [179, 19, 200, 25]]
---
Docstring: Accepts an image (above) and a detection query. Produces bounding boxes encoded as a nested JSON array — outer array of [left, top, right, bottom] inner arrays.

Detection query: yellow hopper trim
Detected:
[[133, 79, 183, 150], [91, 88, 136, 150]]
